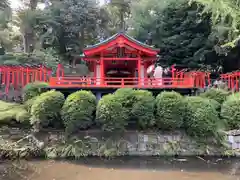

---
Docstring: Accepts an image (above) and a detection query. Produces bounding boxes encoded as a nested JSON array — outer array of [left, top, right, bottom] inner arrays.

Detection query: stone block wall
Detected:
[[0, 127, 239, 157]]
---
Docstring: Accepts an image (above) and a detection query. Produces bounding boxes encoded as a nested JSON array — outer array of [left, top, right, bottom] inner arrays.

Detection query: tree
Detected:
[[107, 0, 131, 31], [130, 0, 218, 69], [14, 9, 41, 53], [129, 0, 172, 42], [13, 0, 43, 53], [158, 1, 215, 68], [36, 0, 107, 58], [0, 0, 13, 53], [192, 0, 240, 48]]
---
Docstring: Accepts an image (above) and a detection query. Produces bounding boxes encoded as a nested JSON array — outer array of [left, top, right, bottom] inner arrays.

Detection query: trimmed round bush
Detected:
[[221, 93, 240, 129], [61, 90, 96, 134], [113, 88, 156, 129], [96, 94, 128, 131], [183, 96, 221, 138], [131, 90, 155, 129], [200, 88, 229, 104], [208, 99, 221, 112], [24, 96, 38, 113], [22, 81, 48, 101], [155, 91, 183, 130], [114, 88, 136, 111], [30, 90, 65, 128]]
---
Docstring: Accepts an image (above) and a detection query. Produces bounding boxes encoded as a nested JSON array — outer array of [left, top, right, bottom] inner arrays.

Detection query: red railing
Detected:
[[49, 77, 195, 88], [220, 71, 240, 91]]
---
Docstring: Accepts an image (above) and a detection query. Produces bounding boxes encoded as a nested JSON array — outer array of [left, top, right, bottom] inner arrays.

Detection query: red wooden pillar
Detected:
[[231, 73, 235, 90], [171, 65, 176, 79], [56, 64, 61, 78], [43, 67, 46, 82], [48, 69, 52, 81], [93, 62, 97, 84], [39, 66, 43, 81], [202, 72, 206, 88], [2, 67, 5, 85], [237, 72, 240, 91], [16, 68, 19, 89], [5, 68, 10, 95], [11, 70, 15, 87], [137, 55, 141, 86], [234, 72, 238, 91], [26, 67, 29, 84], [21, 68, 24, 87], [0, 67, 2, 85], [100, 53, 104, 86]]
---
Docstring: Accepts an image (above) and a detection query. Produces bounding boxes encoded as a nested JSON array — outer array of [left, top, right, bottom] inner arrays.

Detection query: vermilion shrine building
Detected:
[[48, 33, 197, 98]]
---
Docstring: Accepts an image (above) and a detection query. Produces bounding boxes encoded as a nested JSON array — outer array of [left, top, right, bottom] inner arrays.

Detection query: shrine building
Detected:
[[48, 33, 196, 98]]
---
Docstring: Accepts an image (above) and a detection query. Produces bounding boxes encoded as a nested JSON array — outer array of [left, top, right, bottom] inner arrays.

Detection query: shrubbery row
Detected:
[[1, 82, 239, 139]]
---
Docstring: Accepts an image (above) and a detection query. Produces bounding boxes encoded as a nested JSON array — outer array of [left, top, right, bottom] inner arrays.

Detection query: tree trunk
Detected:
[[22, 0, 38, 53], [120, 8, 125, 32], [23, 31, 35, 53]]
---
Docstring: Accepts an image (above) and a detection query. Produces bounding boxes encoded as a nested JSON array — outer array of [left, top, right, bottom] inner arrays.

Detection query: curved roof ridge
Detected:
[[84, 32, 159, 52]]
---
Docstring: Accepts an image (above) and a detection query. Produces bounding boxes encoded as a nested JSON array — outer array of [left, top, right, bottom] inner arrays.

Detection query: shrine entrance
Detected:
[[103, 59, 138, 86]]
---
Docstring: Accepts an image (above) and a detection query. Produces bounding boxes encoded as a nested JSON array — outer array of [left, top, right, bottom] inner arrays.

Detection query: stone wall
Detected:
[[0, 127, 239, 157], [227, 130, 240, 150]]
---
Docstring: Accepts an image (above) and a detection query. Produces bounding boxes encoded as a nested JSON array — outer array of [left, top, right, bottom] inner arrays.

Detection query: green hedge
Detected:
[[30, 90, 65, 128], [131, 90, 155, 129], [61, 91, 96, 134], [24, 96, 38, 113], [114, 88, 136, 113], [22, 81, 48, 101], [221, 93, 240, 129], [208, 99, 221, 112], [200, 88, 229, 104], [155, 91, 184, 130], [0, 101, 30, 125], [114, 88, 155, 129], [182, 96, 221, 138], [96, 94, 128, 131], [16, 110, 31, 125]]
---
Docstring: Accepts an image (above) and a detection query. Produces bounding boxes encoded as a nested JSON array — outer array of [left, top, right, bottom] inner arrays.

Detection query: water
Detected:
[[0, 157, 239, 180]]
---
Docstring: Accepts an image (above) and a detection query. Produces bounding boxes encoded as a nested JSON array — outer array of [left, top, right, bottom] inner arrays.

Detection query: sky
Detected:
[[10, 0, 105, 10]]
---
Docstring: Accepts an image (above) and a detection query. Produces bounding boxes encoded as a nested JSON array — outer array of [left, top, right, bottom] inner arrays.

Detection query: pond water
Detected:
[[0, 157, 239, 180]]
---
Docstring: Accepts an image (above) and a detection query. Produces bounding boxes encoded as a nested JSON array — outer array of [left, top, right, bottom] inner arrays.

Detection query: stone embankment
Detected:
[[0, 127, 239, 158]]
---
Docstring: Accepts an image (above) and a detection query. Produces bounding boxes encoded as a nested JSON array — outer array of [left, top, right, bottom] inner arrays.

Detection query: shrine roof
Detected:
[[83, 33, 160, 56]]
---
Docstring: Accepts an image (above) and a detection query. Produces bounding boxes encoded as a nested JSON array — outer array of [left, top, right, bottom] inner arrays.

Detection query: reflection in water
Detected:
[[0, 157, 239, 180]]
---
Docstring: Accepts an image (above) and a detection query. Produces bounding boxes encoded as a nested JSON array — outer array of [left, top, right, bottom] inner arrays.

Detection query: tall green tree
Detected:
[[192, 0, 240, 47], [108, 0, 131, 31], [130, 0, 218, 69], [191, 0, 240, 71], [0, 0, 13, 54], [14, 0, 41, 53], [34, 0, 108, 61], [157, 1, 216, 68]]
